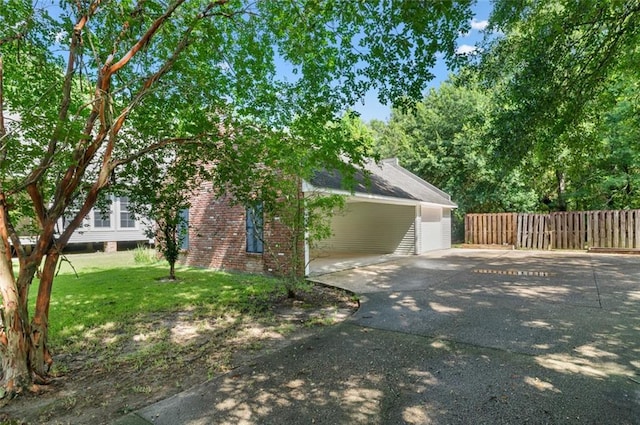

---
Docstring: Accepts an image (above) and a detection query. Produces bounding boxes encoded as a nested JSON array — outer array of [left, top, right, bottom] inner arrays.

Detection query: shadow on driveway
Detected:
[[120, 249, 640, 425]]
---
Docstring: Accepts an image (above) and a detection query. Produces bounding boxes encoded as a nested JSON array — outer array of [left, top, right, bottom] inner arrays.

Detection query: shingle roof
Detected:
[[308, 158, 457, 207]]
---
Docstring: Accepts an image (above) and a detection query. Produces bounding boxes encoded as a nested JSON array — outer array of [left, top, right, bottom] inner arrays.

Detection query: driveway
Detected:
[[119, 249, 640, 425]]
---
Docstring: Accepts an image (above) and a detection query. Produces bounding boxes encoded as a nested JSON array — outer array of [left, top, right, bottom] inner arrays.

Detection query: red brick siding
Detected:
[[184, 180, 304, 276], [262, 214, 303, 276]]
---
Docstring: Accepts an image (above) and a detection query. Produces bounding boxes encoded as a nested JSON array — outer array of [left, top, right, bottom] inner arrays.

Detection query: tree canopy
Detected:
[[370, 0, 640, 227], [370, 79, 539, 239], [476, 0, 640, 210], [479, 0, 640, 156]]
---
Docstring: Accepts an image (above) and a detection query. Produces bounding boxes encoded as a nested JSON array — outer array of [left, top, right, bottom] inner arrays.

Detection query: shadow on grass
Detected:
[[39, 266, 283, 351]]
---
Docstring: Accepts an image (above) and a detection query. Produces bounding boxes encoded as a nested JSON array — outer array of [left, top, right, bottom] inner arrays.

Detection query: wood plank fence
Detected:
[[465, 210, 640, 250]]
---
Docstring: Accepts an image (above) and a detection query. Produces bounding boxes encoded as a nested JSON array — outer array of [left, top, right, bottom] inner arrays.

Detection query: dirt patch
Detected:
[[0, 283, 358, 425]]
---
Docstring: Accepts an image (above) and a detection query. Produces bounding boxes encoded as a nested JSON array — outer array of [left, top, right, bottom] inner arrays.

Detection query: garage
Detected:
[[304, 158, 456, 275]]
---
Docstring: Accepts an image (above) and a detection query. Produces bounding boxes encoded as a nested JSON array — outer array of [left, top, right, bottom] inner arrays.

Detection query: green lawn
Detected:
[[2, 251, 353, 424], [26, 250, 284, 352]]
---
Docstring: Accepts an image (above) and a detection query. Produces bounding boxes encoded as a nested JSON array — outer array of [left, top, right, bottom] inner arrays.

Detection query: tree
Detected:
[[371, 80, 538, 239], [462, 0, 640, 211], [121, 146, 209, 281], [477, 0, 640, 168], [223, 114, 371, 297], [556, 73, 640, 210], [0, 0, 473, 396]]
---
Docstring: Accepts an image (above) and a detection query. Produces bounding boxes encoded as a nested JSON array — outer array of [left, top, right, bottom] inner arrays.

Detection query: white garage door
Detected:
[[314, 202, 415, 254], [420, 207, 443, 253]]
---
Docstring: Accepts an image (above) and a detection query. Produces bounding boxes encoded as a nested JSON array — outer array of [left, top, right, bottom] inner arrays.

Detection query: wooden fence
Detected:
[[465, 210, 640, 250]]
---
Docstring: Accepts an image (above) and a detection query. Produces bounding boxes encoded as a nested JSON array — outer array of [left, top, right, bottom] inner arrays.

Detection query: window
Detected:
[[94, 205, 112, 228], [179, 209, 189, 250], [246, 204, 264, 253], [119, 197, 136, 228]]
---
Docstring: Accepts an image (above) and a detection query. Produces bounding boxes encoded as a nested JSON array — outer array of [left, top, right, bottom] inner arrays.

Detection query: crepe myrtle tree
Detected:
[[0, 0, 472, 397], [259, 181, 346, 298], [119, 147, 209, 281], [213, 113, 375, 297]]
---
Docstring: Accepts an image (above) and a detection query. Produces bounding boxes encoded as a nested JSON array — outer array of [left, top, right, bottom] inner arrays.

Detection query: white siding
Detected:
[[314, 202, 415, 254], [394, 221, 415, 255], [61, 196, 151, 244], [419, 206, 443, 253], [66, 228, 149, 244], [441, 208, 452, 248]]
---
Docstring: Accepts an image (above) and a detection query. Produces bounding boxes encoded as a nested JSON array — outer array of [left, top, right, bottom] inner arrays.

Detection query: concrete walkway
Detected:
[[116, 249, 640, 424]]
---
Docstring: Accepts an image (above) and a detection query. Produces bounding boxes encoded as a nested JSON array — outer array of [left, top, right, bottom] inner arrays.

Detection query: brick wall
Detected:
[[184, 180, 305, 276], [262, 213, 304, 277]]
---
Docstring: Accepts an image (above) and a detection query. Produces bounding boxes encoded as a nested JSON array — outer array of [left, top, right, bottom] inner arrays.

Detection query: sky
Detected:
[[353, 0, 493, 122]]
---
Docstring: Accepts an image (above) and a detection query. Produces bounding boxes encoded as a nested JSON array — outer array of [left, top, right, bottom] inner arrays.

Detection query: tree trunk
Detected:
[[169, 260, 176, 280], [0, 213, 57, 396], [0, 261, 33, 397], [556, 170, 567, 212], [0, 303, 31, 397], [29, 251, 58, 380]]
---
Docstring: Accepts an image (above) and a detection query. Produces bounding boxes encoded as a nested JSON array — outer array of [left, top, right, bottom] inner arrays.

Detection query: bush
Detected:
[[133, 244, 158, 264]]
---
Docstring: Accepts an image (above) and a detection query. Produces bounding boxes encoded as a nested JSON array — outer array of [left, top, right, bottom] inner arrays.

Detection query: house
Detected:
[[63, 196, 152, 252], [17, 195, 152, 253], [183, 158, 456, 276]]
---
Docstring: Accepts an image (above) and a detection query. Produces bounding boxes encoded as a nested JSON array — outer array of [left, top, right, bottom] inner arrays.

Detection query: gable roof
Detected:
[[307, 158, 457, 207]]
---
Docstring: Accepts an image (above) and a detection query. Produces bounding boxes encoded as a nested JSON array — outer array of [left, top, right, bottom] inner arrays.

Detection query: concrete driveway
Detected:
[[119, 249, 640, 425]]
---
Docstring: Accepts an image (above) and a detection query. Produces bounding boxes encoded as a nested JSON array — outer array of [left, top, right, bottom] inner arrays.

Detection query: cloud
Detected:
[[55, 29, 68, 43], [471, 19, 489, 31], [455, 44, 479, 55]]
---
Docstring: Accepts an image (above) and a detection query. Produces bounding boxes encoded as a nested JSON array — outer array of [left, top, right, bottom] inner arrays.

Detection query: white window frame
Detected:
[[92, 199, 114, 230], [117, 196, 137, 230]]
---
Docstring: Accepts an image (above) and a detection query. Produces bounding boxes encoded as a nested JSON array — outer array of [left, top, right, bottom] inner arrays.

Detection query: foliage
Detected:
[[370, 80, 538, 239], [226, 115, 372, 296], [132, 244, 158, 265], [479, 0, 640, 160], [0, 0, 473, 395], [370, 0, 640, 219], [472, 0, 640, 210], [120, 147, 207, 279], [263, 179, 346, 297]]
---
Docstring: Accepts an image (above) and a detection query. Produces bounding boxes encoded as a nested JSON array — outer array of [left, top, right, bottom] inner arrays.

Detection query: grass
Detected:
[[25, 250, 284, 352], [1, 250, 356, 425]]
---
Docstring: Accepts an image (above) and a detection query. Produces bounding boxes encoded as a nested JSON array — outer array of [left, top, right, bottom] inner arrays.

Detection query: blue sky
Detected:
[[354, 1, 493, 122]]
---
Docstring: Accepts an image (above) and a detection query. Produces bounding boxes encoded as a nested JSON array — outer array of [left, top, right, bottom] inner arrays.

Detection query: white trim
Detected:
[[92, 207, 114, 231], [115, 196, 139, 231]]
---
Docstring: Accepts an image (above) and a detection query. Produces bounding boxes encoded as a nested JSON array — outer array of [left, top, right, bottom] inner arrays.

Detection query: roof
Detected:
[[307, 158, 457, 207]]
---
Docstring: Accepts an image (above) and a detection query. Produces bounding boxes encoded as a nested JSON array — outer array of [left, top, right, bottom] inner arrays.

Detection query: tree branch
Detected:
[[18, 2, 102, 198], [0, 10, 32, 47], [28, 0, 235, 247], [100, 0, 232, 178], [103, 0, 189, 77], [26, 183, 47, 228], [112, 134, 212, 167], [0, 193, 13, 266], [0, 56, 6, 171]]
